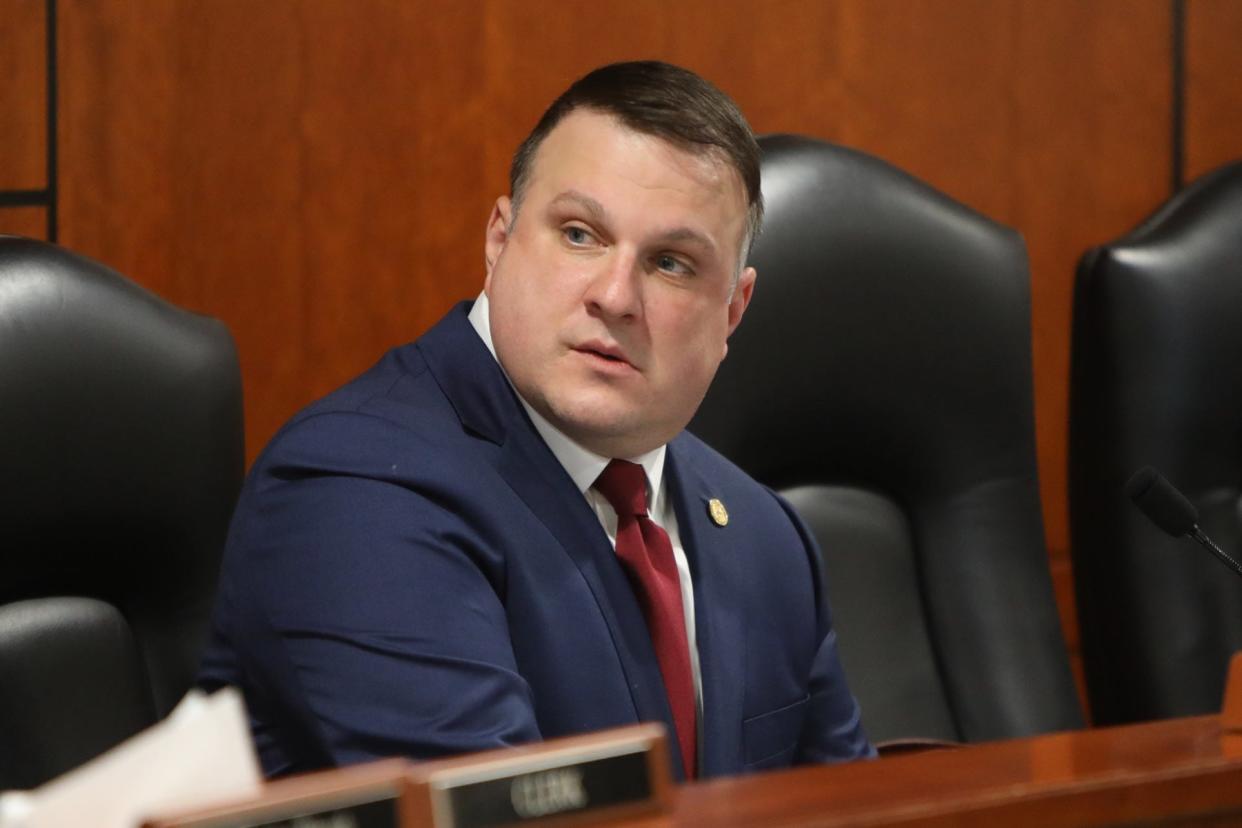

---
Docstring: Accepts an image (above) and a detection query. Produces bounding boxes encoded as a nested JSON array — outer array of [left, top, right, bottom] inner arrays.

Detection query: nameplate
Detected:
[[146, 724, 670, 828], [412, 723, 670, 827]]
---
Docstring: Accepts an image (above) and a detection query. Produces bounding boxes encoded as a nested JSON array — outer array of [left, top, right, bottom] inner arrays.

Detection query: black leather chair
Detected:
[[0, 237, 244, 789], [690, 135, 1083, 744], [1070, 160, 1242, 726]]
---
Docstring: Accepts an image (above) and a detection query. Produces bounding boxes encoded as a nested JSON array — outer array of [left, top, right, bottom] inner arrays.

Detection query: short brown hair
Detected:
[[509, 61, 763, 263]]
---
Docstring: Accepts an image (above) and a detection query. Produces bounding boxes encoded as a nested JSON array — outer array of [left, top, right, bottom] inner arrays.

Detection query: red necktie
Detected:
[[594, 459, 697, 778]]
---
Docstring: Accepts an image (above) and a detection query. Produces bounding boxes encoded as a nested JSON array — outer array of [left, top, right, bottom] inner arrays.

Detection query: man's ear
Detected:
[[483, 195, 513, 290], [726, 266, 757, 335]]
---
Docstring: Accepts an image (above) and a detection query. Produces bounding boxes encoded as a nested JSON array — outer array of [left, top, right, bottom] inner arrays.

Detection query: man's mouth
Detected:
[[574, 341, 635, 369]]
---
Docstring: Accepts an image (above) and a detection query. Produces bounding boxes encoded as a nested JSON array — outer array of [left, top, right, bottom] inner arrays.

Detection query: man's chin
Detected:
[[545, 403, 659, 458]]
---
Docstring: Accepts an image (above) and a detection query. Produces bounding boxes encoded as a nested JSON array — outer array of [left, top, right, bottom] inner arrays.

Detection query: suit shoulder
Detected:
[[293, 342, 433, 424], [250, 342, 466, 478], [674, 430, 777, 501]]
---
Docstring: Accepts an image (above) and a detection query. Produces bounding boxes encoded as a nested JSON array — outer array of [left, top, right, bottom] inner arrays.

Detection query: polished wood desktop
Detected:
[[654, 714, 1242, 826], [153, 656, 1242, 827], [155, 715, 1242, 827]]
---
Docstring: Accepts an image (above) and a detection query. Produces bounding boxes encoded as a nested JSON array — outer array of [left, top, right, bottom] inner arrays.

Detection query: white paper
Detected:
[[0, 687, 262, 828]]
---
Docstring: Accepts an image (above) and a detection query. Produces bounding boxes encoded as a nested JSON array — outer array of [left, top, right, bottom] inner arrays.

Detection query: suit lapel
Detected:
[[419, 305, 680, 769], [494, 430, 679, 741], [666, 438, 747, 777]]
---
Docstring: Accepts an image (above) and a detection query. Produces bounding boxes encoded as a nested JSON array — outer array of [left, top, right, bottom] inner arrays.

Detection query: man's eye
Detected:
[[656, 255, 692, 276], [563, 226, 592, 246]]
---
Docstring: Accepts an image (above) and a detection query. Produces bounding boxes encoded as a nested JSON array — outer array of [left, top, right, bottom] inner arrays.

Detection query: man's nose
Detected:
[[584, 250, 642, 320]]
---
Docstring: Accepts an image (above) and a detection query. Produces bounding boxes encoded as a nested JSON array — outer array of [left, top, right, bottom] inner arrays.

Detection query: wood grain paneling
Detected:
[[0, 0, 46, 190], [1008, 1, 1171, 562], [59, 0, 306, 456], [296, 0, 490, 399], [1185, 0, 1242, 181], [0, 206, 48, 240]]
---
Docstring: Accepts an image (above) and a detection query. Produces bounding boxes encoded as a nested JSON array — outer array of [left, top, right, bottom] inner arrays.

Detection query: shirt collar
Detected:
[[468, 292, 666, 501]]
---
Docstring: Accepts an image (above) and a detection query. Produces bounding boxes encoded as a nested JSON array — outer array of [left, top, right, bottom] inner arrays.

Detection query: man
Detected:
[[199, 60, 872, 780]]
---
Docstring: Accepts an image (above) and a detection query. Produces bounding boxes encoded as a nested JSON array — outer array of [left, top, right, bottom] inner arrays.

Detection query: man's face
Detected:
[[484, 108, 756, 459]]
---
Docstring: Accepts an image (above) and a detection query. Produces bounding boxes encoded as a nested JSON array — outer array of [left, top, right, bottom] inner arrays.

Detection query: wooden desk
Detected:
[[657, 715, 1242, 826], [152, 713, 1242, 827]]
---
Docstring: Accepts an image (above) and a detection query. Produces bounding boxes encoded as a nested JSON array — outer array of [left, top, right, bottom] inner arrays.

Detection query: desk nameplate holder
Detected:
[[410, 722, 670, 828], [145, 723, 671, 828]]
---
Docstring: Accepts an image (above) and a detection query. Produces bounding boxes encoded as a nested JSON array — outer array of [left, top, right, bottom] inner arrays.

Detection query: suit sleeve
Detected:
[[207, 411, 541, 773], [774, 494, 878, 763]]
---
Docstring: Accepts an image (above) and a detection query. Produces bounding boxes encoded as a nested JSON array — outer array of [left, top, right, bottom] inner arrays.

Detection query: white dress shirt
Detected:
[[467, 293, 704, 722]]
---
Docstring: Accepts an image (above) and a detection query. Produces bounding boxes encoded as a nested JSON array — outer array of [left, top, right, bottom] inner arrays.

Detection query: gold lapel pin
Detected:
[[708, 498, 729, 527]]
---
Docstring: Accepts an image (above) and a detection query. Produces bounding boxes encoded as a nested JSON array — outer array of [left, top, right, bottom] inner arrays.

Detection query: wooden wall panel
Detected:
[[1185, 0, 1242, 181], [58, 1, 180, 283], [296, 1, 490, 398], [59, 0, 307, 455], [0, 0, 46, 190], [1008, 2, 1172, 556], [0, 206, 48, 239]]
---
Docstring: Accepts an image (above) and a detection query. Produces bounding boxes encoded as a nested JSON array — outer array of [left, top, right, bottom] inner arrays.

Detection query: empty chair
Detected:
[[0, 237, 244, 788], [690, 135, 1083, 744], [1070, 160, 1242, 725]]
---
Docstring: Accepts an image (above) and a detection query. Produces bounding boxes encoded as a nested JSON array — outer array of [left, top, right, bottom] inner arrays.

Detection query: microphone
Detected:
[[1126, 466, 1242, 580]]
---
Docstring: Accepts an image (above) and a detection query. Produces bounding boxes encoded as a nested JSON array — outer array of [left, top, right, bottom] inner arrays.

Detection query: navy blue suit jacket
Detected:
[[199, 303, 871, 779]]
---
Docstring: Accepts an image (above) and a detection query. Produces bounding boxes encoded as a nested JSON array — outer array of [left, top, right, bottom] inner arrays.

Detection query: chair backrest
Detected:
[[690, 135, 1082, 743], [1070, 160, 1242, 725], [0, 236, 244, 789]]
